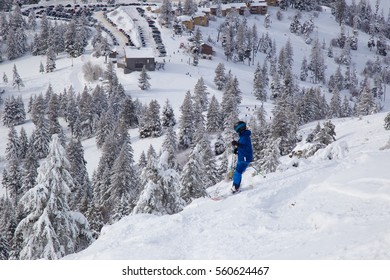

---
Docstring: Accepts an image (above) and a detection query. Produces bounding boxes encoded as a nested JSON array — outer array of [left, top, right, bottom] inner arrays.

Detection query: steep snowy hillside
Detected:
[[65, 112, 390, 259]]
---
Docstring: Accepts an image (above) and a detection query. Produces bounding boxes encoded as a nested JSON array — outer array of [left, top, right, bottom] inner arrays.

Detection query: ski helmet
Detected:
[[234, 121, 246, 133]]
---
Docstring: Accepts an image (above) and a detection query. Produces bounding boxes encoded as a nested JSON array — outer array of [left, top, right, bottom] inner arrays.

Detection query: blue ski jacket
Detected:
[[237, 129, 253, 163]]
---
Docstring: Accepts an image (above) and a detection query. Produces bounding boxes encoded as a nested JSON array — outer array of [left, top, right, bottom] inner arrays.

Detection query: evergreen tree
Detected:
[[308, 38, 326, 84], [178, 91, 195, 150], [193, 77, 209, 111], [45, 47, 56, 73], [355, 84, 378, 116], [0, 235, 9, 260], [18, 127, 28, 160], [119, 96, 138, 129], [300, 56, 308, 81], [12, 64, 24, 90], [21, 147, 39, 194], [134, 151, 185, 215], [221, 75, 242, 129], [270, 95, 298, 155], [214, 133, 226, 156], [384, 112, 390, 130], [15, 135, 93, 260], [139, 100, 162, 138], [3, 158, 23, 207], [162, 126, 179, 170], [314, 120, 336, 145], [256, 138, 281, 174], [159, 0, 174, 27], [138, 65, 151, 90], [107, 139, 139, 221], [3, 72, 8, 84], [214, 62, 226, 90], [31, 118, 50, 159], [206, 95, 222, 133], [253, 62, 267, 102], [179, 144, 208, 204], [95, 110, 115, 149], [161, 99, 176, 128], [329, 87, 342, 118], [2, 96, 26, 127], [39, 61, 44, 73], [5, 126, 20, 161], [341, 95, 353, 117], [66, 138, 92, 214]]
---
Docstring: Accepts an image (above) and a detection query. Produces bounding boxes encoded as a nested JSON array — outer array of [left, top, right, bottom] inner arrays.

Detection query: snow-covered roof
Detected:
[[124, 47, 154, 58], [177, 15, 192, 22], [193, 11, 207, 18], [251, 2, 267, 7]]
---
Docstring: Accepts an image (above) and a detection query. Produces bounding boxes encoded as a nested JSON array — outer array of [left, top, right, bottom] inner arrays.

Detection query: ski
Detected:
[[210, 185, 254, 201]]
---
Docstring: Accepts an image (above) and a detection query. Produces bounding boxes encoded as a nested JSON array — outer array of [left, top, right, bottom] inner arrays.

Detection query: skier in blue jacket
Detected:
[[231, 121, 253, 194]]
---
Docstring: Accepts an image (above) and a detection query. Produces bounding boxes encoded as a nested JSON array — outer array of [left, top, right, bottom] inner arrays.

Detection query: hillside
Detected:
[[64, 112, 390, 259]]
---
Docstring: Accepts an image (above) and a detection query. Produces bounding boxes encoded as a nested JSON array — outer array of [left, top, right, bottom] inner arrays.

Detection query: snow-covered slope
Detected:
[[65, 113, 390, 260]]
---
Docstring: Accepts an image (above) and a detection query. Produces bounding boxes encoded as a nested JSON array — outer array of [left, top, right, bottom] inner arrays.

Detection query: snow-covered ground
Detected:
[[64, 112, 390, 260]]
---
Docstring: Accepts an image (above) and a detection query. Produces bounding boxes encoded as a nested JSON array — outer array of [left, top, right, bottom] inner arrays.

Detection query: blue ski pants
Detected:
[[233, 161, 250, 188]]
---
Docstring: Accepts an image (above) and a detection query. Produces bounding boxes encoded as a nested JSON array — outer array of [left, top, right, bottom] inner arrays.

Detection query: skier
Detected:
[[231, 121, 253, 194]]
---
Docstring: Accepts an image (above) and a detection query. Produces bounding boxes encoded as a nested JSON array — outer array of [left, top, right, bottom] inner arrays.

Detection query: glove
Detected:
[[231, 140, 238, 147], [233, 148, 238, 155]]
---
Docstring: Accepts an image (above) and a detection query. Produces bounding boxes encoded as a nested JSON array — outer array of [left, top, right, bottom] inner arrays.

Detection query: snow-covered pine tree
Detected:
[[45, 47, 56, 73], [12, 64, 24, 90], [270, 95, 298, 156], [47, 93, 63, 138], [253, 62, 267, 101], [161, 99, 176, 128], [183, 0, 197, 15], [2, 158, 22, 207], [193, 77, 209, 111], [162, 126, 179, 170], [134, 151, 185, 215], [0, 234, 9, 260], [31, 93, 46, 125], [5, 126, 20, 161], [3, 72, 8, 84], [15, 135, 93, 260], [384, 112, 390, 130], [300, 56, 308, 81], [139, 99, 162, 138], [21, 147, 39, 194], [138, 151, 147, 170], [355, 83, 378, 116], [31, 118, 50, 159], [39, 61, 44, 73], [308, 38, 326, 84], [138, 65, 151, 90], [256, 138, 281, 174], [314, 120, 336, 145], [221, 75, 242, 128], [18, 127, 28, 160], [179, 143, 208, 204], [214, 62, 226, 90], [120, 96, 138, 129], [2, 95, 26, 127], [198, 132, 220, 188], [178, 91, 195, 150], [329, 87, 342, 118], [159, 0, 174, 27], [206, 95, 222, 133], [107, 138, 139, 222], [66, 138, 92, 214], [95, 109, 115, 149]]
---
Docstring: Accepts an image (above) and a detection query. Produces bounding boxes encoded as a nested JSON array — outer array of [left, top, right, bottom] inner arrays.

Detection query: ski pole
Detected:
[[250, 164, 266, 178]]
